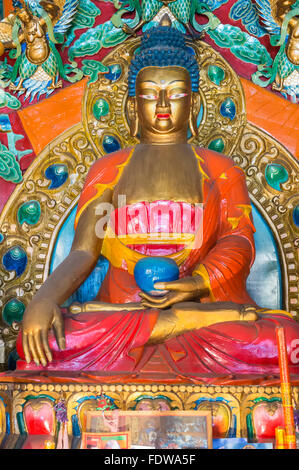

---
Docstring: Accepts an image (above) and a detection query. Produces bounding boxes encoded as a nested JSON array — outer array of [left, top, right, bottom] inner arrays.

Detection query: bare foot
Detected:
[[69, 302, 82, 314]]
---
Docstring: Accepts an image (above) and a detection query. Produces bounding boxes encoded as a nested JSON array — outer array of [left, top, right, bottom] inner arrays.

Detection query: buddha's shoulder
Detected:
[[86, 147, 134, 180], [194, 147, 237, 179]]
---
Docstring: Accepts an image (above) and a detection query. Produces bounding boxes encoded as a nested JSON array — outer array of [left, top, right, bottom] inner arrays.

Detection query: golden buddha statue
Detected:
[[16, 25, 299, 378]]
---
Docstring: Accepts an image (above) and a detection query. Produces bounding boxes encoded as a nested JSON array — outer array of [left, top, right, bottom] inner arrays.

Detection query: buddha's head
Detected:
[[127, 26, 200, 144]]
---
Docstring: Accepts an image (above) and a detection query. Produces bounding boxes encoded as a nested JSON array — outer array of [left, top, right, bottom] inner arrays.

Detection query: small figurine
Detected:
[[9, 0, 61, 93], [115, 0, 217, 36], [0, 13, 16, 56], [254, 0, 299, 101], [0, 0, 80, 100], [54, 397, 69, 449]]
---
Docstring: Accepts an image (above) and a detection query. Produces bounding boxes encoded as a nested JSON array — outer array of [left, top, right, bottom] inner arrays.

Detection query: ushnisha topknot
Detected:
[[128, 26, 199, 97]]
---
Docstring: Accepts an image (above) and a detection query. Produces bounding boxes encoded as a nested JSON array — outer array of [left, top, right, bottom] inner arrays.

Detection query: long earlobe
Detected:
[[127, 97, 138, 137], [189, 93, 200, 138], [189, 114, 198, 138]]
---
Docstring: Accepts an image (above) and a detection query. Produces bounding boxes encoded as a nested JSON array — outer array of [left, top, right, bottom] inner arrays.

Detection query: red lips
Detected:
[[156, 113, 170, 119]]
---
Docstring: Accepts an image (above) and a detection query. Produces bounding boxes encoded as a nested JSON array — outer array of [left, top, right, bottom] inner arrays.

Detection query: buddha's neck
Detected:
[[139, 129, 188, 145]]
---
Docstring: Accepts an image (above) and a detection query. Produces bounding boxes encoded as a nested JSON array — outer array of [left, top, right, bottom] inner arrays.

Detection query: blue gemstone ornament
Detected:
[[102, 135, 121, 154], [104, 64, 122, 82], [45, 164, 68, 189], [220, 98, 236, 120], [2, 245, 27, 277], [293, 205, 299, 227], [134, 257, 179, 296]]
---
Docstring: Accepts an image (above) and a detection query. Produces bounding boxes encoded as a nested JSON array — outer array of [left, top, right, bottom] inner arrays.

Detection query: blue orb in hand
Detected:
[[134, 257, 179, 296]]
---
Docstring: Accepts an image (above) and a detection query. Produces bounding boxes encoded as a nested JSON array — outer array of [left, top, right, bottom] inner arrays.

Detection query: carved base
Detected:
[[0, 374, 298, 445]]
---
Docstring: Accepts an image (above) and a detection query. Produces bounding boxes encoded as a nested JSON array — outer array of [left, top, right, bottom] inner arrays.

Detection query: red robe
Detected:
[[16, 148, 299, 376]]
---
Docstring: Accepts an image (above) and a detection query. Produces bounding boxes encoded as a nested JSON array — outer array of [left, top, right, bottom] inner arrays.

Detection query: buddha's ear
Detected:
[[127, 97, 138, 137], [189, 92, 201, 138]]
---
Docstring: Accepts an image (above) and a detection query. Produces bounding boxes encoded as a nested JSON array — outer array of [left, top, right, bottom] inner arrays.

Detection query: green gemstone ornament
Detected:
[[93, 99, 109, 120], [208, 138, 225, 153], [208, 65, 225, 86], [17, 200, 41, 226], [3, 299, 26, 325], [265, 163, 289, 191]]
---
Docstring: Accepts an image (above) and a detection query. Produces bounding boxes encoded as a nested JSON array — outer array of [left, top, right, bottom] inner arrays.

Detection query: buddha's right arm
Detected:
[[31, 191, 113, 306], [21, 190, 113, 365]]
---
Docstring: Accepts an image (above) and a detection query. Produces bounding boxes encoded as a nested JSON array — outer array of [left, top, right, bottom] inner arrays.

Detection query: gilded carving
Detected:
[[0, 383, 297, 438], [232, 123, 299, 316], [12, 390, 60, 434], [0, 391, 11, 434]]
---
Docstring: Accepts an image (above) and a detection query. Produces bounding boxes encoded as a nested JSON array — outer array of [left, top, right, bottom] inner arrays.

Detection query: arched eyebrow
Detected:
[[141, 80, 158, 85], [168, 80, 188, 85], [141, 80, 187, 85]]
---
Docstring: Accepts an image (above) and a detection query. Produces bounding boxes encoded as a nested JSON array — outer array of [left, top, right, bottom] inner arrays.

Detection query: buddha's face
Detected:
[[131, 66, 194, 143]]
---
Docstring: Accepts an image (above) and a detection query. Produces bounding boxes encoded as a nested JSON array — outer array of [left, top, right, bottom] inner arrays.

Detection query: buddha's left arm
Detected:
[[193, 165, 256, 304]]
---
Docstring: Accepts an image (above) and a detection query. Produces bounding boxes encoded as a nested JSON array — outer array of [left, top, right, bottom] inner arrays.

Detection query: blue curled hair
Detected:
[[128, 26, 199, 97]]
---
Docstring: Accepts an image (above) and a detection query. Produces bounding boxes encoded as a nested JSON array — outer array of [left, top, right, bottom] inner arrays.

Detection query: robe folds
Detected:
[[16, 147, 299, 376]]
